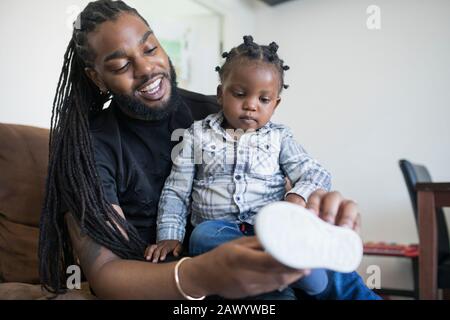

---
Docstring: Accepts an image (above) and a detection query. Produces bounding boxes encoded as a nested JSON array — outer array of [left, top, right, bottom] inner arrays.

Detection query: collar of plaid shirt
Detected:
[[204, 111, 275, 141]]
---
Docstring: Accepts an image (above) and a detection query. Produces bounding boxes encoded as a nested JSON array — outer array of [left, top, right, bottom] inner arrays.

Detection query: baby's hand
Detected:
[[285, 193, 306, 207], [145, 240, 183, 263]]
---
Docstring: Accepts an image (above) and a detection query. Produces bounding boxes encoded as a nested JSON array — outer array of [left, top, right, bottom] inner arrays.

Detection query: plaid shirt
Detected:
[[157, 111, 331, 242]]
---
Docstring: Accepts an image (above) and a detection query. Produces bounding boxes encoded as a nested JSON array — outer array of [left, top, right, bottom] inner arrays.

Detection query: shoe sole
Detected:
[[254, 201, 363, 273]]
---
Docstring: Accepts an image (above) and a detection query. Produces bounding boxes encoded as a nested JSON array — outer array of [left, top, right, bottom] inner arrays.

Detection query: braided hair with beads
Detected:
[[215, 35, 290, 92], [39, 0, 150, 294]]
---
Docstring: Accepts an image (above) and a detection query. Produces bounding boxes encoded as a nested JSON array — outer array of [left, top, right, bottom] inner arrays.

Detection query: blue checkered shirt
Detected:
[[157, 111, 331, 242]]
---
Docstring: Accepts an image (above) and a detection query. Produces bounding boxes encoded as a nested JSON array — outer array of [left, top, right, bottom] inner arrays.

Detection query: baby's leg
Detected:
[[291, 268, 329, 296], [189, 220, 242, 256]]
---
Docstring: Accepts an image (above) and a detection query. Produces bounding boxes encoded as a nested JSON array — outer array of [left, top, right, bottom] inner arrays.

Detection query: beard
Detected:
[[112, 59, 180, 121]]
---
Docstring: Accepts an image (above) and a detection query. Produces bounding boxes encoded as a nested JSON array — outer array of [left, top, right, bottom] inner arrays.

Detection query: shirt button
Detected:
[[235, 175, 242, 180], [236, 197, 241, 201]]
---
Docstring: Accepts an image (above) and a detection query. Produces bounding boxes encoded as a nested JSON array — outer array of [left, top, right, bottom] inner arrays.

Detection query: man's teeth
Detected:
[[140, 78, 162, 94]]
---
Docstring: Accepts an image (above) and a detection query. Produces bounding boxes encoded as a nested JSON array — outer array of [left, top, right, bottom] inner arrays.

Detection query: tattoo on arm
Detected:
[[65, 213, 117, 279]]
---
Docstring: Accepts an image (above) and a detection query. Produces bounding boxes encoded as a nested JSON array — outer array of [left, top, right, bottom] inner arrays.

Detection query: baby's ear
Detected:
[[216, 85, 223, 105], [274, 97, 282, 109]]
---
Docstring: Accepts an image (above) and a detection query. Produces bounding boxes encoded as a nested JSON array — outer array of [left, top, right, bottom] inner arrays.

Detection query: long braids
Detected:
[[39, 0, 149, 294], [216, 35, 290, 92]]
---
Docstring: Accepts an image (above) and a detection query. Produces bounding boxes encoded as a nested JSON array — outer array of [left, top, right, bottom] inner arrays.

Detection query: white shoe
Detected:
[[254, 201, 363, 273]]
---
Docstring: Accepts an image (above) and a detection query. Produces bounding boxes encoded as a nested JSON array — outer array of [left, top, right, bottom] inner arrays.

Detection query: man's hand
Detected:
[[188, 236, 309, 299], [145, 240, 182, 263], [285, 193, 306, 207], [306, 189, 361, 233]]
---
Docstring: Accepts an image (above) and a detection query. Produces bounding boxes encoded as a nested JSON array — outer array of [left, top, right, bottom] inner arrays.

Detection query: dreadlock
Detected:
[[215, 35, 291, 92], [39, 0, 149, 294]]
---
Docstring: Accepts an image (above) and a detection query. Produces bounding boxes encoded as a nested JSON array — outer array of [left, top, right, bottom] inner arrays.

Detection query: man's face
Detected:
[[218, 60, 281, 131], [85, 13, 173, 118]]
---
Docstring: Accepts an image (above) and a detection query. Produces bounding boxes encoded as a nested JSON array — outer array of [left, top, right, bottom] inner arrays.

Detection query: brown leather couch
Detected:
[[0, 123, 94, 299]]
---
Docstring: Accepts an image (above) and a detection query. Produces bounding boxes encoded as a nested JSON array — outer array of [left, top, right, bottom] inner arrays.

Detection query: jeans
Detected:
[[189, 220, 381, 300], [314, 270, 382, 300], [190, 220, 326, 298]]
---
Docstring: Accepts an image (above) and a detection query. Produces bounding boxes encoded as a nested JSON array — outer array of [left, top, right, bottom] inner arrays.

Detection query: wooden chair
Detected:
[[400, 159, 450, 299], [362, 159, 450, 299]]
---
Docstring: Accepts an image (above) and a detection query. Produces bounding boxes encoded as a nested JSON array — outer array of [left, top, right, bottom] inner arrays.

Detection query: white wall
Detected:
[[194, 0, 256, 50], [0, 0, 222, 128], [149, 14, 221, 94], [132, 0, 222, 94], [2, 0, 450, 294], [253, 0, 450, 291]]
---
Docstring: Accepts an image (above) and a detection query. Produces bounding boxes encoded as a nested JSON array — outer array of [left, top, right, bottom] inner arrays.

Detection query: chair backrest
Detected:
[[399, 159, 450, 258]]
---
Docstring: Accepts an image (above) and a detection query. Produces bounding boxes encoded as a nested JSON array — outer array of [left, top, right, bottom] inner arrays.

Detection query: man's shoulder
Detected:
[[88, 104, 118, 136], [87, 105, 123, 159], [177, 88, 220, 121]]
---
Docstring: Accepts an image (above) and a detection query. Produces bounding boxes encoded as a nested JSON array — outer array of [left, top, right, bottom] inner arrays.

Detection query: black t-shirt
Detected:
[[89, 89, 219, 244]]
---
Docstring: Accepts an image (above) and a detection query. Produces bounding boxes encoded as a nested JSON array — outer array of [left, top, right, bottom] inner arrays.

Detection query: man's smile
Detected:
[[136, 76, 167, 102]]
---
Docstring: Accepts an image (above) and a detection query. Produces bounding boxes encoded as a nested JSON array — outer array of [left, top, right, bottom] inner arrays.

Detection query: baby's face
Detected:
[[218, 61, 281, 131]]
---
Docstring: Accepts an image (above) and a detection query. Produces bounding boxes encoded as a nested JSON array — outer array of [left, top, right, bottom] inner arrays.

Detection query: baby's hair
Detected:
[[215, 35, 290, 92]]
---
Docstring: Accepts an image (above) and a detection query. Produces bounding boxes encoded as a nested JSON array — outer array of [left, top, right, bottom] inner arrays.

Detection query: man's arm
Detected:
[[65, 212, 307, 299], [66, 211, 201, 299]]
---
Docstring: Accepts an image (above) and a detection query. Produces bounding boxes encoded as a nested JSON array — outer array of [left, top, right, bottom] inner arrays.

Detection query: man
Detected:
[[38, 0, 379, 300]]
